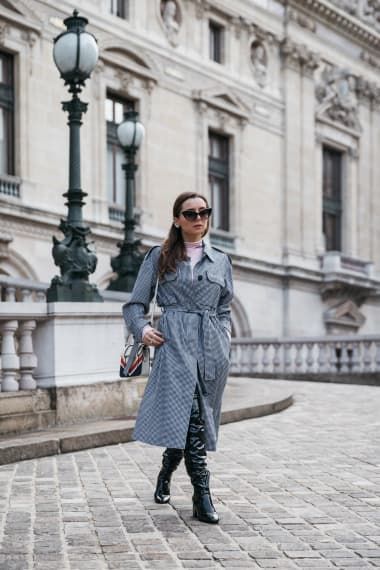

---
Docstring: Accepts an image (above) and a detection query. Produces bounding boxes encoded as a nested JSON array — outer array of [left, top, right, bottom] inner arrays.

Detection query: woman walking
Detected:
[[123, 192, 233, 524]]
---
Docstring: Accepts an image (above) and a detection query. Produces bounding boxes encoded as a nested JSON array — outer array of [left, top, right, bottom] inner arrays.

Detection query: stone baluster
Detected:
[[329, 343, 338, 372], [262, 343, 270, 372], [363, 341, 372, 372], [375, 342, 380, 372], [306, 343, 314, 373], [20, 288, 32, 302], [242, 344, 251, 374], [351, 343, 361, 372], [318, 342, 328, 372], [36, 291, 46, 302], [340, 343, 350, 373], [295, 343, 303, 372], [1, 320, 19, 391], [251, 344, 259, 373], [4, 287, 16, 302], [284, 344, 292, 373], [230, 344, 238, 373], [18, 320, 37, 390], [273, 343, 281, 372]]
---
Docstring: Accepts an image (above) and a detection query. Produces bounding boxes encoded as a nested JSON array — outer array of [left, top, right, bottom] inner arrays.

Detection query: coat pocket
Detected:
[[206, 271, 225, 287], [198, 271, 225, 306], [159, 271, 179, 304]]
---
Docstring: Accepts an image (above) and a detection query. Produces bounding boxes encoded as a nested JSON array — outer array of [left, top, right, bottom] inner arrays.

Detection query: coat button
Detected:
[[198, 275, 203, 281]]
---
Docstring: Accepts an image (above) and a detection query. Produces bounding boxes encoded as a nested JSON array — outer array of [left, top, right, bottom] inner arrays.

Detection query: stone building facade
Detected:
[[0, 0, 380, 338]]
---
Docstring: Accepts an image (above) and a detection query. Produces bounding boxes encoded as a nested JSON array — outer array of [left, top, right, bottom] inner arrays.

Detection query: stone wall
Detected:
[[0, 0, 380, 336]]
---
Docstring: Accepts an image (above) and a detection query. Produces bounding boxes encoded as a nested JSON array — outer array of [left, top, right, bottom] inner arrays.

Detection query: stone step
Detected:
[[0, 409, 56, 435], [0, 389, 54, 416], [0, 389, 56, 436]]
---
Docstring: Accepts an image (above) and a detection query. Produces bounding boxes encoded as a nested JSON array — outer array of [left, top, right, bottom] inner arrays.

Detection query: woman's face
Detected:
[[174, 197, 210, 242]]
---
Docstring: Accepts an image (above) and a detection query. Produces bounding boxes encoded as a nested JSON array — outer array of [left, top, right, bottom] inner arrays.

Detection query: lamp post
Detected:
[[107, 110, 145, 292], [46, 9, 102, 302]]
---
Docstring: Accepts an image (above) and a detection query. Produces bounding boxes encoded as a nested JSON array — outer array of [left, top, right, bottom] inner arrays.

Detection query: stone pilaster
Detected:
[[281, 38, 320, 264]]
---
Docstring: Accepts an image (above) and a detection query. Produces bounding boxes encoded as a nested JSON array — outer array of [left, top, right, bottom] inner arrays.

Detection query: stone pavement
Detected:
[[0, 378, 379, 570]]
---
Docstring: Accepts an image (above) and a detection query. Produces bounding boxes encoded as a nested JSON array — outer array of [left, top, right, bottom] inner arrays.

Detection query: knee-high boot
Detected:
[[154, 448, 184, 504], [184, 391, 219, 524]]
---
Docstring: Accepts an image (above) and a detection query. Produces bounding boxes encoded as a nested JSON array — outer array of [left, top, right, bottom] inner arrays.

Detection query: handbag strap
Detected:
[[149, 276, 159, 324]]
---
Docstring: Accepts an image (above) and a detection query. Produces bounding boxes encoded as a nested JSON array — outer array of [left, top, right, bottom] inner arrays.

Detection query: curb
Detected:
[[220, 394, 294, 424], [0, 394, 294, 466]]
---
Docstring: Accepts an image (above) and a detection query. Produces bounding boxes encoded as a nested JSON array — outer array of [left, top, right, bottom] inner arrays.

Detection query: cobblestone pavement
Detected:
[[0, 379, 379, 570]]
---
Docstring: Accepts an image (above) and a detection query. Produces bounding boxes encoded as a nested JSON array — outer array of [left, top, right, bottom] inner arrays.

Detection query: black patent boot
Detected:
[[192, 470, 219, 524], [154, 448, 183, 504], [185, 391, 219, 524]]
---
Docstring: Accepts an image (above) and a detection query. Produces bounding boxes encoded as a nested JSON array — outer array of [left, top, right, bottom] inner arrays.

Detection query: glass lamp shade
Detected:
[[117, 113, 145, 150], [53, 12, 98, 84]]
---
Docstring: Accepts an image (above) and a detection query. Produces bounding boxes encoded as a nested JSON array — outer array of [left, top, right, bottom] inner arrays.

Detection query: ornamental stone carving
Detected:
[[280, 38, 320, 75], [316, 66, 360, 130], [160, 0, 181, 45], [287, 7, 317, 32], [250, 41, 267, 88], [331, 0, 380, 32]]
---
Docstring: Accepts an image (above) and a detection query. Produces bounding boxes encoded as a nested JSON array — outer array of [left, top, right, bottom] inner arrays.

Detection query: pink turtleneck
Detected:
[[184, 239, 203, 273]]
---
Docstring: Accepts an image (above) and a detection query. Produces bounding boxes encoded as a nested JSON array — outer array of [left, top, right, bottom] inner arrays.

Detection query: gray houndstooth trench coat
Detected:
[[122, 242, 233, 451]]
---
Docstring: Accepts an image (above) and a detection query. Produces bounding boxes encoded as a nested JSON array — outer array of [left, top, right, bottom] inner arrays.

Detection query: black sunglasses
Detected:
[[180, 208, 212, 221]]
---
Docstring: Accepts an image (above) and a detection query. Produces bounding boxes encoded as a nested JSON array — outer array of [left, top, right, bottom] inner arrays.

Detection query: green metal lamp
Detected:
[[107, 111, 145, 292], [47, 10, 103, 302]]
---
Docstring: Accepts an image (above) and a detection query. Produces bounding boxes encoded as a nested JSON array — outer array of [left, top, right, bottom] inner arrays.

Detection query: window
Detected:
[[209, 21, 224, 63], [322, 146, 343, 251], [109, 0, 129, 19], [208, 131, 229, 231], [105, 93, 134, 218], [0, 52, 14, 176]]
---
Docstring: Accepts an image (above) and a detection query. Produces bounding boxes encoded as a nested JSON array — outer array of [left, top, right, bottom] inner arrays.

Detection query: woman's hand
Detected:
[[143, 327, 165, 347]]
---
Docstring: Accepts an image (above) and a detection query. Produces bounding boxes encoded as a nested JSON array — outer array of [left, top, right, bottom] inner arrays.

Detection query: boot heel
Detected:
[[192, 504, 198, 518]]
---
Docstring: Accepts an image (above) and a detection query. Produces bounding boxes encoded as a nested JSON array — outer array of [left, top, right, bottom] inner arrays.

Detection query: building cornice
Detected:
[[288, 0, 380, 51]]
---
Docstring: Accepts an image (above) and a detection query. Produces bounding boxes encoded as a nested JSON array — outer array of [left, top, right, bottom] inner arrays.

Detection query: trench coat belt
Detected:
[[162, 306, 217, 381]]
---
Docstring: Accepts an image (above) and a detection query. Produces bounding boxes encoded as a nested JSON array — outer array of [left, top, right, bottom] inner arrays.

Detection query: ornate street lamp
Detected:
[[107, 110, 145, 292], [47, 9, 102, 302]]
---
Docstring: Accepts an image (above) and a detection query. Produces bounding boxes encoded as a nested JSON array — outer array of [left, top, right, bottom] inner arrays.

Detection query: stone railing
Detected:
[[0, 276, 48, 302], [0, 304, 46, 392], [230, 336, 380, 378], [0, 174, 21, 198], [0, 302, 126, 393], [0, 276, 129, 304]]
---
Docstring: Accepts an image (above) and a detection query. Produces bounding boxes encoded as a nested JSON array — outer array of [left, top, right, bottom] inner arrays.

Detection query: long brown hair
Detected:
[[158, 192, 210, 278]]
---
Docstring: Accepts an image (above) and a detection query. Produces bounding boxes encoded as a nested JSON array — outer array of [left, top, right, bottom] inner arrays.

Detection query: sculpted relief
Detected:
[[250, 41, 268, 88], [316, 66, 360, 130], [161, 0, 181, 45]]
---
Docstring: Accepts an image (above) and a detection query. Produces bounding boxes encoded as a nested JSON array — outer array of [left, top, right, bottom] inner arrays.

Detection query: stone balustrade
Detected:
[[0, 304, 46, 392], [0, 276, 129, 304], [0, 276, 48, 303], [230, 336, 380, 377], [0, 302, 126, 393]]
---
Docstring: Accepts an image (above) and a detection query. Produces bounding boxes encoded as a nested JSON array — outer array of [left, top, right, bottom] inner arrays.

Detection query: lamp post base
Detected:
[[107, 242, 144, 293], [46, 277, 103, 302]]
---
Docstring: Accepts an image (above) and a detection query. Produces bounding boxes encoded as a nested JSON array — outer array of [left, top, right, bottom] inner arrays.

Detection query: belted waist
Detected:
[[162, 306, 216, 317], [162, 306, 217, 381]]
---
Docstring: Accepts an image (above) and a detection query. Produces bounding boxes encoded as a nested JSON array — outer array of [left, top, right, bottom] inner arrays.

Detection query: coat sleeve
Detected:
[[217, 255, 234, 335], [122, 247, 159, 342]]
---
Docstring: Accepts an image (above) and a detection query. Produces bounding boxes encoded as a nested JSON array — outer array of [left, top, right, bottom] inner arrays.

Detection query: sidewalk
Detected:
[[0, 380, 379, 569], [0, 377, 293, 466]]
